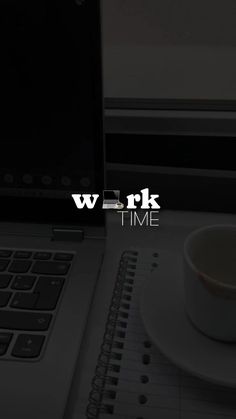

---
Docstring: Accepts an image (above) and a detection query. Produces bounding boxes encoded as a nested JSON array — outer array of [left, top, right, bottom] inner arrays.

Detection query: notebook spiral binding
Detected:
[[86, 250, 139, 418]]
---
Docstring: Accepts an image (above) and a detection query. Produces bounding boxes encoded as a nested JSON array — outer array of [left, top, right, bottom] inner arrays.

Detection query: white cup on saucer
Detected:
[[184, 225, 236, 342]]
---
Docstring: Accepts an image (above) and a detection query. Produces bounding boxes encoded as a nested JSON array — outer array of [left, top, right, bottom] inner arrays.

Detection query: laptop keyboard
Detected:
[[0, 249, 74, 361]]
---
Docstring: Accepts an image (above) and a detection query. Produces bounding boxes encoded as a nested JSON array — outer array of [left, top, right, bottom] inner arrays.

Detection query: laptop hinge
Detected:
[[52, 227, 84, 242]]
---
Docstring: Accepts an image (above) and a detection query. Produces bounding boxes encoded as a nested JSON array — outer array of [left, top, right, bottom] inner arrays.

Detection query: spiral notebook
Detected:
[[86, 249, 236, 419]]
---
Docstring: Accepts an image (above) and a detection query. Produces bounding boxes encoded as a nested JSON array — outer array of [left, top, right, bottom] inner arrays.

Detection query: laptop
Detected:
[[102, 190, 124, 209], [0, 1, 105, 418]]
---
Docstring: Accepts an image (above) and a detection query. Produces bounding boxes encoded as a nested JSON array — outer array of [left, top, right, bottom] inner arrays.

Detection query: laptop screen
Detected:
[[103, 191, 119, 201], [0, 0, 104, 226]]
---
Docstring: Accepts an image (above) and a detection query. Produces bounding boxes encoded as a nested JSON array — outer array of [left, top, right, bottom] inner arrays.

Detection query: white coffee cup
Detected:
[[184, 225, 236, 342]]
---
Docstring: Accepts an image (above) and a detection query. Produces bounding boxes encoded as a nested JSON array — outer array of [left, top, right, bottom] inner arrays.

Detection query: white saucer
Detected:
[[114, 202, 124, 209], [140, 252, 236, 387]]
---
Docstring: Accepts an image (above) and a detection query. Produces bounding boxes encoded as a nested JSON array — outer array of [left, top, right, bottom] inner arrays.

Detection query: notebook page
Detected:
[[88, 250, 236, 419]]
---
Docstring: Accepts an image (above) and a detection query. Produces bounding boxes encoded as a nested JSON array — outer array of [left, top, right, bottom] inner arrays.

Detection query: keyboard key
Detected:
[[0, 291, 12, 307], [14, 251, 32, 259], [11, 275, 36, 290], [0, 274, 12, 288], [0, 311, 52, 331], [34, 252, 52, 260], [12, 334, 45, 358], [0, 250, 12, 258], [0, 332, 12, 345], [9, 260, 32, 273], [35, 277, 65, 310], [11, 293, 38, 310], [54, 253, 73, 262], [0, 343, 8, 356], [32, 261, 70, 276], [0, 260, 10, 272]]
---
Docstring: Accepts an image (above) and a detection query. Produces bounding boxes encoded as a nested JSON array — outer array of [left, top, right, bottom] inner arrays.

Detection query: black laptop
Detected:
[[0, 1, 105, 418]]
